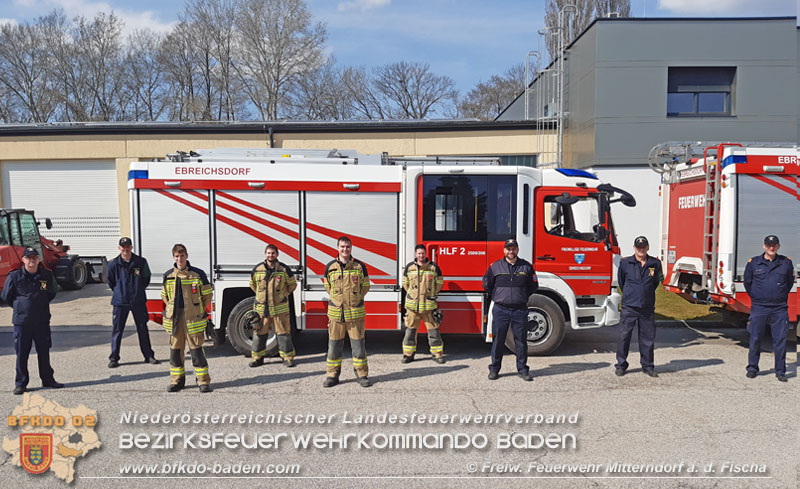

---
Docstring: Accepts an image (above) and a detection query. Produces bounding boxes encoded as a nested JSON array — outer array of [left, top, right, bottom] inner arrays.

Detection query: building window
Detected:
[[500, 155, 537, 167], [667, 67, 735, 117]]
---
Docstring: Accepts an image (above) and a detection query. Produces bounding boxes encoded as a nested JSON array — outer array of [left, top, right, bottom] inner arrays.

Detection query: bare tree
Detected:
[[124, 29, 168, 120], [343, 66, 389, 120], [544, 0, 630, 61], [0, 19, 58, 122], [183, 0, 244, 120], [371, 61, 457, 119], [73, 12, 126, 120], [233, 0, 327, 119], [288, 57, 359, 120], [458, 63, 526, 120], [159, 21, 205, 120]]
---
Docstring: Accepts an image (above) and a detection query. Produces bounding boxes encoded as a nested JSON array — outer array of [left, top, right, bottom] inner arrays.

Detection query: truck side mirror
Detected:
[[45, 218, 53, 229], [555, 192, 579, 205]]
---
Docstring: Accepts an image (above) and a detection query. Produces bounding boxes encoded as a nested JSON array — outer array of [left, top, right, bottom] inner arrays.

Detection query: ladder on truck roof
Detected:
[[156, 148, 502, 167]]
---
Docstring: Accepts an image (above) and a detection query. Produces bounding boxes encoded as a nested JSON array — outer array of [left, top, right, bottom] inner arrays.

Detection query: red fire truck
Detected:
[[650, 142, 800, 322], [128, 148, 635, 356]]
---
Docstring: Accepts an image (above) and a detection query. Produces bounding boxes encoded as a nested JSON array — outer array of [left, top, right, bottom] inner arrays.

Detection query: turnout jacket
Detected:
[[618, 255, 663, 309], [107, 253, 151, 306], [403, 260, 443, 312], [323, 257, 370, 321], [482, 258, 538, 309], [1, 265, 57, 326], [250, 261, 297, 317], [161, 262, 212, 335], [744, 253, 795, 307]]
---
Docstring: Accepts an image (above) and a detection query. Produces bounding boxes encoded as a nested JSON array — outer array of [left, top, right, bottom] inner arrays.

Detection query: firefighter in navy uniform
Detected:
[[615, 236, 664, 378], [249, 244, 298, 368], [107, 237, 159, 368], [323, 236, 371, 388], [1, 247, 64, 395], [161, 244, 213, 392], [482, 238, 538, 381], [743, 235, 794, 382], [402, 244, 445, 363]]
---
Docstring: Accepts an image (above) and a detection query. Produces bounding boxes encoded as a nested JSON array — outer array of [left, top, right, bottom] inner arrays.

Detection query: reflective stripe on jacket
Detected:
[[161, 264, 211, 334], [323, 258, 370, 321], [403, 260, 443, 312], [250, 261, 297, 317]]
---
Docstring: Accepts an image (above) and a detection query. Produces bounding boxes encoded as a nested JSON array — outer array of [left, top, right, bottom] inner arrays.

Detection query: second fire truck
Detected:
[[650, 141, 800, 324], [128, 148, 636, 356]]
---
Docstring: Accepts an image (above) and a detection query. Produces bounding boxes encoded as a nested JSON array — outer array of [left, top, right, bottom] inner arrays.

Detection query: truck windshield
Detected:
[[0, 216, 9, 246], [543, 195, 602, 243]]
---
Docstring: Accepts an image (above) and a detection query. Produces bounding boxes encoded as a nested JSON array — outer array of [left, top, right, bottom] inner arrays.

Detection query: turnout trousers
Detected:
[[326, 319, 368, 378]]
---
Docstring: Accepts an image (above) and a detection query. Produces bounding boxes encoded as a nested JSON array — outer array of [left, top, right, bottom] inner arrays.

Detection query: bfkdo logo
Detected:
[[20, 433, 53, 474], [4, 394, 101, 484]]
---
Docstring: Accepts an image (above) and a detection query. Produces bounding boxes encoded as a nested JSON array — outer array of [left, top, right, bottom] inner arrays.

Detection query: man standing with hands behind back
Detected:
[[743, 235, 794, 382], [2, 247, 63, 394], [615, 236, 663, 378], [107, 237, 159, 368]]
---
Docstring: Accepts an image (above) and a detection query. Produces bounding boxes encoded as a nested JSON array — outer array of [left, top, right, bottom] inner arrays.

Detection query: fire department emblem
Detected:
[[648, 267, 655, 276], [191, 283, 198, 294], [574, 254, 585, 264], [39, 280, 48, 290], [133, 268, 140, 276], [20, 433, 53, 474]]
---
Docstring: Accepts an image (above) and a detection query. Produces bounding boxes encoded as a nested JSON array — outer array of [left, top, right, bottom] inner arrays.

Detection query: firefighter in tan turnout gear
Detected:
[[323, 236, 371, 388], [161, 244, 213, 393], [402, 244, 445, 364], [249, 244, 298, 368]]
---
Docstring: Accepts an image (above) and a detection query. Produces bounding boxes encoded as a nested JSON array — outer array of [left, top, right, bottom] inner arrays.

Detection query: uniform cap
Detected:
[[764, 235, 780, 245], [504, 238, 519, 249], [22, 247, 39, 257], [119, 237, 133, 246], [634, 236, 649, 248]]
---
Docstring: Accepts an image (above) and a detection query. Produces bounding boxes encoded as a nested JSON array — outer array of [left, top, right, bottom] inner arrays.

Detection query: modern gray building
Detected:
[[499, 17, 799, 255], [499, 16, 799, 168]]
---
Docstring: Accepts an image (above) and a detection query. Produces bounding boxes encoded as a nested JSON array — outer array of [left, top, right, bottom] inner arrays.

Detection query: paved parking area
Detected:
[[0, 285, 797, 488]]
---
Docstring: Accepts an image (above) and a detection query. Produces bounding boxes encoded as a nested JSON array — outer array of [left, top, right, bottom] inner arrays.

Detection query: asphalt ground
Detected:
[[0, 284, 797, 489]]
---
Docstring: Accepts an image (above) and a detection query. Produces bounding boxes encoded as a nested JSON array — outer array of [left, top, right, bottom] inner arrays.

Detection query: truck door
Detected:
[[418, 173, 517, 291], [534, 187, 613, 296]]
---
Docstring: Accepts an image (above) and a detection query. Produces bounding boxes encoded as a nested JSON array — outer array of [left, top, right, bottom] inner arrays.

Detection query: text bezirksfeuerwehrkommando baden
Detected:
[[119, 411, 579, 426]]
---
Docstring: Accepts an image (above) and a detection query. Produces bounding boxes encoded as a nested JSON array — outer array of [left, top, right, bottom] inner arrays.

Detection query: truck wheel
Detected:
[[226, 297, 277, 357], [60, 258, 87, 290], [505, 295, 566, 356]]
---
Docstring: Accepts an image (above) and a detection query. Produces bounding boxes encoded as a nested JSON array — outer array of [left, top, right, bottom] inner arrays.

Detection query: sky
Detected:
[[0, 0, 796, 93]]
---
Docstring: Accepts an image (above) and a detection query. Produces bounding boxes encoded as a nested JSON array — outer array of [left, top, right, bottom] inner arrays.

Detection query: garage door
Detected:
[[2, 160, 120, 258]]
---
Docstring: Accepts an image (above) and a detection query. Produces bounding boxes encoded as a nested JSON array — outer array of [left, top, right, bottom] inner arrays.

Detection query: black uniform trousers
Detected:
[[747, 304, 789, 377], [14, 323, 55, 388], [489, 304, 529, 374], [110, 304, 155, 362], [615, 305, 656, 371]]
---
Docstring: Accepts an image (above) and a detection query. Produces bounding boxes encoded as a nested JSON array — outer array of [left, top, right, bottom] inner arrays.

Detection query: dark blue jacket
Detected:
[[107, 253, 151, 307], [482, 258, 538, 309], [1, 265, 57, 326], [743, 253, 795, 307], [618, 255, 663, 309], [163, 262, 209, 310]]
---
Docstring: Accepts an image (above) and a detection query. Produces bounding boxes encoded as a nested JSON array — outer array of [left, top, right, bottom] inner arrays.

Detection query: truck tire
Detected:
[[226, 297, 277, 357], [505, 294, 566, 356], [59, 258, 88, 290]]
